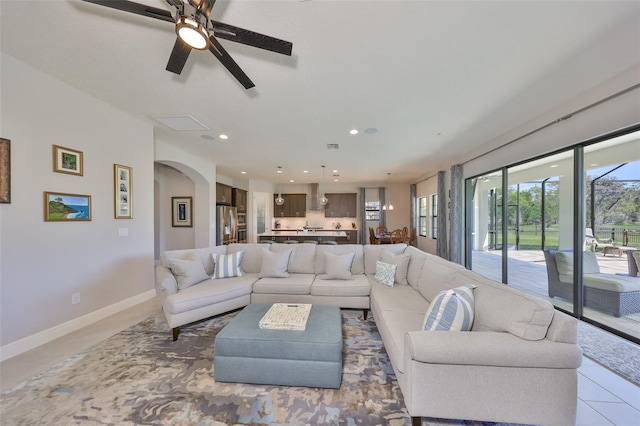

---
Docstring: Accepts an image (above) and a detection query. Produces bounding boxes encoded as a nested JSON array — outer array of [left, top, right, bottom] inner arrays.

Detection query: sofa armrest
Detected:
[[405, 330, 582, 369], [155, 265, 178, 296]]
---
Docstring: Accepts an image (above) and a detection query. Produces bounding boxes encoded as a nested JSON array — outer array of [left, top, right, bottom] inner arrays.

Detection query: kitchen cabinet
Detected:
[[274, 194, 306, 217], [324, 193, 357, 218], [216, 182, 232, 205], [343, 230, 358, 244], [232, 188, 247, 212]]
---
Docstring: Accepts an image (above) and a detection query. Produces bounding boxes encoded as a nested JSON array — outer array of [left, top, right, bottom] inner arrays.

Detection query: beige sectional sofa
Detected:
[[155, 242, 582, 425]]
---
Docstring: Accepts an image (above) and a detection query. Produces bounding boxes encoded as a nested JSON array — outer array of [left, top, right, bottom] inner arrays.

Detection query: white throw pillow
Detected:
[[555, 251, 601, 275], [374, 261, 397, 287], [211, 251, 245, 279], [422, 284, 477, 331], [259, 249, 292, 278], [320, 252, 355, 280], [380, 250, 411, 285], [168, 258, 209, 290]]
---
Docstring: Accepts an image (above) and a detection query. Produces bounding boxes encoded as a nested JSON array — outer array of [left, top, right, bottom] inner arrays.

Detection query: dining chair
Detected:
[[409, 228, 417, 246], [376, 225, 388, 235], [389, 229, 404, 244], [402, 226, 409, 243], [368, 227, 378, 245]]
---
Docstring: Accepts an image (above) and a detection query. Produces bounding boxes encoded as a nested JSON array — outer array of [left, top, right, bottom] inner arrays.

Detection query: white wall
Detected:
[[0, 53, 155, 353], [154, 163, 195, 253]]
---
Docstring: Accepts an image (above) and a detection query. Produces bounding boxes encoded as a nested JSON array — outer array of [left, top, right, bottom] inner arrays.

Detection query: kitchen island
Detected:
[[258, 230, 348, 244]]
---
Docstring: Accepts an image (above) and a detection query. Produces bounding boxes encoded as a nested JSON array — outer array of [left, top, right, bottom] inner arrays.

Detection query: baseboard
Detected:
[[0, 290, 157, 362]]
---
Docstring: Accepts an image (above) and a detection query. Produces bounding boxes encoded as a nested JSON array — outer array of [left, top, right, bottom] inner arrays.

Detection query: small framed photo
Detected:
[[53, 145, 83, 176], [172, 196, 192, 227], [0, 138, 9, 203], [114, 164, 133, 219], [44, 192, 91, 221]]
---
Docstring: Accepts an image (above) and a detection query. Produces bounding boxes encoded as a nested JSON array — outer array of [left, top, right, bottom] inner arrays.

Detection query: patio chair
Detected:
[[585, 228, 615, 253]]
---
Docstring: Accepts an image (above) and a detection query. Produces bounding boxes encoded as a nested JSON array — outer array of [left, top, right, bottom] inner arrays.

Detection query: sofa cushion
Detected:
[[259, 248, 292, 278], [370, 278, 429, 314], [453, 270, 554, 341], [422, 284, 476, 331], [315, 245, 364, 275], [311, 274, 370, 297], [252, 273, 315, 295], [555, 251, 600, 275], [161, 246, 226, 276], [227, 243, 265, 274], [416, 254, 467, 303], [164, 275, 256, 315], [363, 244, 407, 275], [212, 251, 245, 279], [168, 257, 210, 290], [404, 246, 427, 290], [319, 252, 355, 280], [271, 243, 317, 274], [374, 261, 397, 287], [381, 249, 411, 286]]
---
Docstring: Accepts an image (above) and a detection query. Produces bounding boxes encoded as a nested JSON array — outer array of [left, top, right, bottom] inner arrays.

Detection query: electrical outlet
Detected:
[[71, 293, 81, 305]]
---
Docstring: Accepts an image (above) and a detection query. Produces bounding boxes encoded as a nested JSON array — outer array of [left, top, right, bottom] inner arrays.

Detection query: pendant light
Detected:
[[320, 165, 329, 206], [382, 172, 394, 211], [275, 166, 285, 206]]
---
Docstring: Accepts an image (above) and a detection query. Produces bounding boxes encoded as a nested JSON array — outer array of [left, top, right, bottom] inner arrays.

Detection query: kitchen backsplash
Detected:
[[273, 210, 357, 230]]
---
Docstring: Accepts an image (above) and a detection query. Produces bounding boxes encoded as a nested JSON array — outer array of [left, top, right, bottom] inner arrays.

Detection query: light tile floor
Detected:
[[1, 298, 639, 425]]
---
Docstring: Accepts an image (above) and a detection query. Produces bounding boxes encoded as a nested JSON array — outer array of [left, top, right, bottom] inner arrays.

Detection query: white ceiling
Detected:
[[2, 0, 639, 186]]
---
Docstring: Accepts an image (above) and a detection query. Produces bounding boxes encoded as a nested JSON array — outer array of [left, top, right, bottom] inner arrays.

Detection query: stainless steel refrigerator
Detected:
[[216, 205, 238, 245]]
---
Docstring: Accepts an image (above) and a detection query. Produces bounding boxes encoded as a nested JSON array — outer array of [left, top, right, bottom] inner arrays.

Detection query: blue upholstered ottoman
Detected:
[[214, 303, 343, 388]]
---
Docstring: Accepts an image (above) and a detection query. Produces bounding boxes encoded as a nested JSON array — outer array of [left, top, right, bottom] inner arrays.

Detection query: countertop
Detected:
[[260, 230, 348, 237]]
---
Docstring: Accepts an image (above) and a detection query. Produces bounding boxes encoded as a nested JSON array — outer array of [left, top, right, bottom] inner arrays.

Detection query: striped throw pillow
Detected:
[[422, 284, 477, 331], [211, 251, 245, 279]]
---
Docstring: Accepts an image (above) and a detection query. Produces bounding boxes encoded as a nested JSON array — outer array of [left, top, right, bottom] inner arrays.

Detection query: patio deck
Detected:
[[471, 249, 639, 340]]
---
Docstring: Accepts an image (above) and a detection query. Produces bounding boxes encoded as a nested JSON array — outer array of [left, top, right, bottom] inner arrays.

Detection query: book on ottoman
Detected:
[[259, 303, 312, 331]]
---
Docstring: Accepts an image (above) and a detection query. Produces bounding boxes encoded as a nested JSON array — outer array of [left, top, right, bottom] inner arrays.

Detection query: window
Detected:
[[418, 197, 427, 237], [365, 200, 380, 220], [430, 194, 438, 239]]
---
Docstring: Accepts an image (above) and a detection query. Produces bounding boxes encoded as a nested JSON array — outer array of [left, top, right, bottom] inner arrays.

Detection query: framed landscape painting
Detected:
[[114, 164, 132, 219], [53, 145, 83, 176], [44, 192, 91, 221]]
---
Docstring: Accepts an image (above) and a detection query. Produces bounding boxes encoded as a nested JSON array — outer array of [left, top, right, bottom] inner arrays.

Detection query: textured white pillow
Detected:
[[423, 284, 477, 331], [320, 252, 355, 280], [168, 258, 209, 290], [380, 250, 411, 285], [211, 251, 245, 279], [555, 251, 600, 275], [259, 249, 292, 278], [374, 261, 397, 287]]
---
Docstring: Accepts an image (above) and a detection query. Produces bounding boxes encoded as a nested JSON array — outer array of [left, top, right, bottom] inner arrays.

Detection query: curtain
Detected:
[[359, 187, 367, 244], [379, 187, 386, 227], [436, 171, 448, 259], [410, 183, 417, 246], [449, 164, 463, 264]]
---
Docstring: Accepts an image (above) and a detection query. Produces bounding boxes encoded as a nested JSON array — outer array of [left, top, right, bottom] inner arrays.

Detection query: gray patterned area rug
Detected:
[[1, 310, 521, 426]]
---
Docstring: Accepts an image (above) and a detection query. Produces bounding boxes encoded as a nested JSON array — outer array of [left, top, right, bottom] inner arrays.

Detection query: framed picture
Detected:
[[0, 138, 9, 203], [114, 164, 133, 219], [53, 145, 83, 176], [44, 191, 91, 221], [172, 196, 192, 227]]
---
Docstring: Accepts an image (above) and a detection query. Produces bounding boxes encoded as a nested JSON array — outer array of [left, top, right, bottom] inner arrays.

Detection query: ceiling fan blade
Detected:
[[82, 0, 174, 23], [208, 36, 255, 89], [166, 38, 193, 74], [212, 21, 293, 56]]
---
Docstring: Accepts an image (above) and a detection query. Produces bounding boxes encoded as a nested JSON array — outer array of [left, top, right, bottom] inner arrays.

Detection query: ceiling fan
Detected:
[[81, 0, 293, 89]]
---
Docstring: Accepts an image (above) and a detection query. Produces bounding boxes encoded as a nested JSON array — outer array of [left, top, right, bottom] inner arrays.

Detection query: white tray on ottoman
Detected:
[[213, 303, 343, 388]]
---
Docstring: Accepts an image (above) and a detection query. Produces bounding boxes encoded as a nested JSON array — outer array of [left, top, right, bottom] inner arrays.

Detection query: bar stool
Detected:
[[260, 240, 273, 244], [284, 240, 299, 244], [303, 240, 318, 244], [320, 240, 337, 245]]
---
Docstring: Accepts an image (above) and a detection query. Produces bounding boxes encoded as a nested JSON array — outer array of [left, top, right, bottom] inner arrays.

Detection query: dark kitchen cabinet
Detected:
[[324, 193, 357, 218], [232, 188, 247, 213], [216, 182, 232, 205], [274, 194, 306, 217]]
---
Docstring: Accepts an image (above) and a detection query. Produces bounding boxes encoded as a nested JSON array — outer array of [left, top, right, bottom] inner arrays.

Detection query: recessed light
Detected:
[[590, 163, 599, 167], [219, 134, 229, 140], [349, 129, 359, 135], [334, 178, 339, 182], [332, 169, 338, 173], [303, 170, 308, 173], [550, 164, 559, 168], [241, 171, 247, 174], [289, 179, 294, 183]]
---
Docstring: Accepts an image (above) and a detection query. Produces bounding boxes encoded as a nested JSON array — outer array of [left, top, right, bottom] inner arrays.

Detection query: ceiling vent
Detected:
[[326, 143, 340, 150], [153, 115, 209, 131]]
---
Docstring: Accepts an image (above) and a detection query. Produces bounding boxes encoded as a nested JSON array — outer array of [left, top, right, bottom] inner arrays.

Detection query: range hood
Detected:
[[310, 183, 320, 211]]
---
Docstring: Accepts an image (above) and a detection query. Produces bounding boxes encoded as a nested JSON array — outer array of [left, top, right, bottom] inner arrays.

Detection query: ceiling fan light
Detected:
[[176, 17, 209, 50]]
